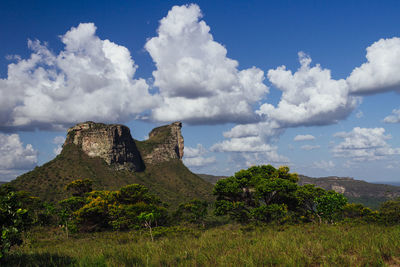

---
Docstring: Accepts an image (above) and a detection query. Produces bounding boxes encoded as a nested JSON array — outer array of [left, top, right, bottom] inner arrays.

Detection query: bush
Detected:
[[379, 198, 400, 225], [0, 191, 31, 259]]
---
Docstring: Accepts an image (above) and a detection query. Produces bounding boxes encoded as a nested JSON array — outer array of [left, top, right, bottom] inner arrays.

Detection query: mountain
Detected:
[[298, 175, 400, 209], [197, 173, 400, 209], [8, 122, 213, 206]]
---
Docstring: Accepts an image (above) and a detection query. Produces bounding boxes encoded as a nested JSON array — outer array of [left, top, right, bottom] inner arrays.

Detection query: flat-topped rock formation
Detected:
[[137, 122, 184, 165], [65, 121, 144, 171]]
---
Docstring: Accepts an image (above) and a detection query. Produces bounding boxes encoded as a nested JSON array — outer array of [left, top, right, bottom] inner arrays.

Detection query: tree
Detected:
[[315, 190, 347, 223], [68, 184, 168, 232], [213, 165, 298, 223], [295, 184, 326, 223], [65, 179, 93, 197], [175, 199, 208, 226], [379, 198, 400, 225], [138, 211, 161, 242], [0, 191, 30, 259]]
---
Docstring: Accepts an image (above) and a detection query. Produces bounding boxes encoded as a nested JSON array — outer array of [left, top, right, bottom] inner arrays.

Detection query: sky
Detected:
[[1, 0, 400, 183]]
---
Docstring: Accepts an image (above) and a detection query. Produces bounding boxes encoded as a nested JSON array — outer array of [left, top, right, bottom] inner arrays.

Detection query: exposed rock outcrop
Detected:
[[139, 122, 184, 165], [65, 121, 144, 171]]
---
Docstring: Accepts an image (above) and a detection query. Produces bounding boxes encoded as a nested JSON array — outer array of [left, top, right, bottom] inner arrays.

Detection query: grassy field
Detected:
[[4, 223, 400, 266]]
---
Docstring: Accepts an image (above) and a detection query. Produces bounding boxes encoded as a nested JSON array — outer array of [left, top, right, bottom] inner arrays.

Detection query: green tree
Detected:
[[0, 191, 30, 259], [65, 179, 93, 197], [175, 199, 208, 226], [379, 198, 400, 225], [316, 190, 347, 223], [138, 211, 161, 241], [213, 165, 298, 223], [295, 184, 326, 223]]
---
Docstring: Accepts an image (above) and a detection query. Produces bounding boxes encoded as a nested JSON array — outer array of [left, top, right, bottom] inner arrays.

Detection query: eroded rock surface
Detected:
[[65, 121, 144, 171], [141, 121, 184, 164]]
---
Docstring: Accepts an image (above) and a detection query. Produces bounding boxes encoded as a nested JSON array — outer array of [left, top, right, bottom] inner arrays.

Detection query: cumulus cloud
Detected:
[[257, 52, 358, 127], [211, 134, 288, 164], [145, 4, 268, 124], [347, 37, 400, 94], [0, 23, 158, 131], [383, 108, 400, 123], [333, 127, 400, 161], [52, 135, 66, 155], [183, 144, 216, 167], [0, 133, 37, 181], [312, 160, 335, 169], [294, 134, 315, 141], [301, 145, 320, 151]]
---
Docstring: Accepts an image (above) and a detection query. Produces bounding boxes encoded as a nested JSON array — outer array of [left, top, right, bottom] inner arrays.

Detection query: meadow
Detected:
[[4, 223, 400, 266]]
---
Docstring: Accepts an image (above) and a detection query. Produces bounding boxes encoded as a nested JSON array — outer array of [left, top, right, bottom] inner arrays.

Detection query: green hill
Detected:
[[8, 122, 214, 206]]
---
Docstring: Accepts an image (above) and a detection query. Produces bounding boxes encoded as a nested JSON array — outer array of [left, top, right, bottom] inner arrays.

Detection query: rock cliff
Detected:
[[137, 122, 184, 165], [65, 121, 144, 171]]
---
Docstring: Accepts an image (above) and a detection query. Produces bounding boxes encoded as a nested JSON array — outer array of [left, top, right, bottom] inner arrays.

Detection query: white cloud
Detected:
[[183, 144, 215, 167], [184, 156, 216, 167], [312, 160, 335, 169], [258, 52, 358, 127], [356, 110, 364, 119], [184, 144, 206, 158], [52, 135, 66, 155], [301, 145, 320, 151], [0, 23, 158, 131], [0, 133, 37, 181], [294, 134, 315, 141], [383, 108, 400, 123], [211, 135, 288, 164], [333, 127, 400, 161], [347, 37, 400, 94], [145, 4, 268, 124]]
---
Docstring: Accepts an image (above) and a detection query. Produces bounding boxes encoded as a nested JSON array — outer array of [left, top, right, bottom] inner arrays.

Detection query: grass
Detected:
[[4, 223, 400, 266]]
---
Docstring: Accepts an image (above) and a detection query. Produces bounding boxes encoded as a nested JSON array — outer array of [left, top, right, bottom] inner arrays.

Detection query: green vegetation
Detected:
[[9, 144, 213, 206], [2, 165, 400, 265], [3, 224, 400, 266]]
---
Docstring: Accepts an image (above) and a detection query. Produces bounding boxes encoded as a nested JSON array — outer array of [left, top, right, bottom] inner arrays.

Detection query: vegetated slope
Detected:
[[197, 174, 227, 185], [8, 122, 214, 206], [298, 175, 400, 209]]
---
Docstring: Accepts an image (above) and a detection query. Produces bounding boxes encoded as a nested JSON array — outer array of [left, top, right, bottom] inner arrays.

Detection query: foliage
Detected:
[[315, 190, 348, 223], [213, 165, 298, 223], [0, 191, 31, 259], [175, 199, 208, 226], [251, 203, 288, 223], [294, 184, 326, 222], [69, 184, 168, 232], [379, 198, 400, 225], [65, 179, 93, 197], [342, 203, 379, 223]]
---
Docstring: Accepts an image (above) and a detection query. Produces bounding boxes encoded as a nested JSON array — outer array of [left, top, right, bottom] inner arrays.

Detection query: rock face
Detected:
[[65, 122, 144, 171], [141, 122, 184, 164]]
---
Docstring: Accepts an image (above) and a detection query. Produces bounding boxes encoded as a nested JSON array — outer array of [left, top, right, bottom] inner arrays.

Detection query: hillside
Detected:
[[8, 122, 214, 206], [298, 175, 400, 209], [197, 173, 400, 209]]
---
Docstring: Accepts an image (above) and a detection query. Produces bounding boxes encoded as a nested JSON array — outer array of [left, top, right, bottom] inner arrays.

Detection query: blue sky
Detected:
[[1, 0, 400, 183]]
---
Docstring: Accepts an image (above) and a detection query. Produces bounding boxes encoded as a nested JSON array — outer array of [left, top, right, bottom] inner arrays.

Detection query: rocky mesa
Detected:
[[8, 121, 214, 204], [65, 122, 145, 171]]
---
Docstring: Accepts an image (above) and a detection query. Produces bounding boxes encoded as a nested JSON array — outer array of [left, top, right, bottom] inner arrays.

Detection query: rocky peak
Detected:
[[64, 121, 144, 171], [140, 121, 184, 164]]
